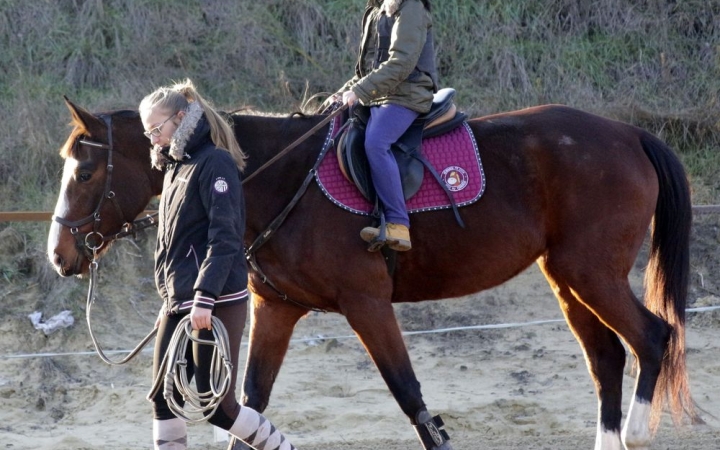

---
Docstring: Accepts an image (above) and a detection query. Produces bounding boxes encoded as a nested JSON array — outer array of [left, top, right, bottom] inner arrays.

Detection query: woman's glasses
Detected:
[[143, 113, 177, 139]]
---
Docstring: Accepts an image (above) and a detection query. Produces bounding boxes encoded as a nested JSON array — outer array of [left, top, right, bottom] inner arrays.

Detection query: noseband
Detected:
[[53, 114, 157, 262]]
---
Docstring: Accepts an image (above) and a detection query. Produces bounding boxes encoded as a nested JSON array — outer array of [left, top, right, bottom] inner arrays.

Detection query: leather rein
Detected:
[[243, 103, 347, 313]]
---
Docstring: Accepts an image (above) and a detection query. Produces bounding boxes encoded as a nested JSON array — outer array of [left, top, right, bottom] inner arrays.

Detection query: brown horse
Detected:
[[48, 98, 699, 450]]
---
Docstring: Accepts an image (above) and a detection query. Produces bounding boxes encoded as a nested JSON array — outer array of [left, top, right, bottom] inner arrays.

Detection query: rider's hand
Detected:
[[342, 90, 358, 106]]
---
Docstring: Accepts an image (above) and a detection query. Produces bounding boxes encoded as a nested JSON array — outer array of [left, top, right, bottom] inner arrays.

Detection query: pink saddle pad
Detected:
[[315, 118, 485, 216]]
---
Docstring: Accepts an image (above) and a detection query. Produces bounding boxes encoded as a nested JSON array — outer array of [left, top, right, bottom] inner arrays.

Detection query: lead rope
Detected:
[[86, 249, 157, 365], [147, 315, 233, 423]]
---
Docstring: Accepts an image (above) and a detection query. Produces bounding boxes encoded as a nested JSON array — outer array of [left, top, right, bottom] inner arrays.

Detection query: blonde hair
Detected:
[[139, 79, 246, 171]]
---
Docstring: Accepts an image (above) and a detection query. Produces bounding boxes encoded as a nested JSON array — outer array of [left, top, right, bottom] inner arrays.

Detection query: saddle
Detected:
[[337, 88, 467, 204]]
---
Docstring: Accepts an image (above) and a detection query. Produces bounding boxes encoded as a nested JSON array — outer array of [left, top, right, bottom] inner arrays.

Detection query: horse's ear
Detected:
[[63, 95, 101, 130]]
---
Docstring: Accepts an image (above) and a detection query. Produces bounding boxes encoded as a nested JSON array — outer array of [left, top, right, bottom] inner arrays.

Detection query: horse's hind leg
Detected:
[[540, 257, 672, 450], [539, 262, 627, 450], [343, 295, 452, 450], [580, 284, 669, 450]]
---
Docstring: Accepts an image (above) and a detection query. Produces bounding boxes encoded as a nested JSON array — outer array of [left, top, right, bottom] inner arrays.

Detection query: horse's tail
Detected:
[[639, 132, 700, 429]]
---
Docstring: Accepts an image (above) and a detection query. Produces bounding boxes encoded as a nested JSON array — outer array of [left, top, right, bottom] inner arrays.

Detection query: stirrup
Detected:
[[360, 226, 386, 252], [360, 212, 389, 252]]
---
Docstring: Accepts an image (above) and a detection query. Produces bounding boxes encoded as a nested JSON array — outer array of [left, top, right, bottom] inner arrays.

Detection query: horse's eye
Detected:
[[77, 172, 92, 183]]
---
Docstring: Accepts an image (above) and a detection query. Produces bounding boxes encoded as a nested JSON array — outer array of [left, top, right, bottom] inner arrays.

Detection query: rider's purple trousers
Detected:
[[365, 104, 419, 228]]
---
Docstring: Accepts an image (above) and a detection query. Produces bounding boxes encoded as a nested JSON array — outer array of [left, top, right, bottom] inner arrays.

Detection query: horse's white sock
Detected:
[[228, 406, 296, 450], [153, 418, 187, 450]]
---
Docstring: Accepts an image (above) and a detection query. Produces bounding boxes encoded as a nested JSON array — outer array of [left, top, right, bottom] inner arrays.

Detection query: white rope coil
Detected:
[[147, 315, 233, 423]]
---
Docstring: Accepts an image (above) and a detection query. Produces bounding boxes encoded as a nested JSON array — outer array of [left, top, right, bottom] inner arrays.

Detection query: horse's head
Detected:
[[48, 97, 164, 277]]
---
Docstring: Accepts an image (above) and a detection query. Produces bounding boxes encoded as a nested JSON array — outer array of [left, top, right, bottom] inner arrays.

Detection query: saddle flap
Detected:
[[335, 88, 466, 205]]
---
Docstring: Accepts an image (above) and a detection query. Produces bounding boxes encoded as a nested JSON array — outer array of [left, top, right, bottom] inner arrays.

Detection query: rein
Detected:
[[86, 257, 157, 365], [54, 114, 160, 365], [243, 105, 346, 313], [68, 106, 345, 364], [241, 103, 347, 185]]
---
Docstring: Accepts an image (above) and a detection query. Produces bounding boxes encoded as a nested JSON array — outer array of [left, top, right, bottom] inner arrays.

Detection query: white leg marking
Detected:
[[622, 397, 652, 449], [595, 424, 623, 450]]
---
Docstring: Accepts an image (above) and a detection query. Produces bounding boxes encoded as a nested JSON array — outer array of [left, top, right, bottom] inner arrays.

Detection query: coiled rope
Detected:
[[147, 315, 234, 423], [85, 250, 232, 423]]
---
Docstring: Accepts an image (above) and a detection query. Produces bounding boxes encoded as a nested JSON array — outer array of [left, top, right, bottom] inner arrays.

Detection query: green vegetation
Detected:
[[0, 0, 718, 294]]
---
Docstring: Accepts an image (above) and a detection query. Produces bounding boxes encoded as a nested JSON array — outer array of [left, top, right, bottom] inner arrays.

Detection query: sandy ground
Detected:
[[0, 215, 718, 450]]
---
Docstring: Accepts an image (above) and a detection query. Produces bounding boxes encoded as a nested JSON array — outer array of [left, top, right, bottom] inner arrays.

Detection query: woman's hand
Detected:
[[190, 305, 213, 331]]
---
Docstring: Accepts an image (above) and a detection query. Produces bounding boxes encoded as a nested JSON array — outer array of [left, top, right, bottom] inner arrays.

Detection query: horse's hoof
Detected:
[[428, 442, 453, 450], [226, 437, 252, 450]]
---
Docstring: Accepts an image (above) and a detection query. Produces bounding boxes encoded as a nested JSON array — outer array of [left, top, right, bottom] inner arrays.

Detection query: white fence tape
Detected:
[[2, 305, 718, 360]]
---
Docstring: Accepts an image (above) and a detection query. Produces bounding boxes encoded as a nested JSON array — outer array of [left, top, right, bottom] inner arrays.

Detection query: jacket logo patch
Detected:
[[213, 177, 229, 194]]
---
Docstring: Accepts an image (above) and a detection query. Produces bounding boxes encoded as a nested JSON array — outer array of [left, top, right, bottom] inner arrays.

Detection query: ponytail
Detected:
[[139, 79, 247, 171]]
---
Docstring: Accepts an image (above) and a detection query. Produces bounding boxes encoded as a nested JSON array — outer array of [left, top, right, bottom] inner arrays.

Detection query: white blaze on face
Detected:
[[47, 157, 79, 259], [54, 157, 81, 219]]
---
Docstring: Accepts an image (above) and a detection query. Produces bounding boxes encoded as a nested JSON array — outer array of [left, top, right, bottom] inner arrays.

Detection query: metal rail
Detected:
[[0, 210, 158, 222]]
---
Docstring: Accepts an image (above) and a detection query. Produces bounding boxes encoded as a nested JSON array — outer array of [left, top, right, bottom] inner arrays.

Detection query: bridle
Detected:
[[54, 113, 159, 366], [52, 114, 158, 262]]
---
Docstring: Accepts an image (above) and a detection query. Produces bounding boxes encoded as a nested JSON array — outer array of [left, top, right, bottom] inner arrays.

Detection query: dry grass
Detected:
[[0, 0, 717, 285]]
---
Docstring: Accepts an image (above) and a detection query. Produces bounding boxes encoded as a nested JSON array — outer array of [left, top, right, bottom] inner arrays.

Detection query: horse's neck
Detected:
[[235, 113, 326, 170]]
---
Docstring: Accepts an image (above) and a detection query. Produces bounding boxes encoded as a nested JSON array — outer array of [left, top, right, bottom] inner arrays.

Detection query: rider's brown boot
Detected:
[[360, 223, 412, 251]]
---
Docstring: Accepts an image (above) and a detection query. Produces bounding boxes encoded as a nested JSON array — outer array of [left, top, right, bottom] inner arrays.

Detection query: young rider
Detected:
[[337, 0, 438, 251]]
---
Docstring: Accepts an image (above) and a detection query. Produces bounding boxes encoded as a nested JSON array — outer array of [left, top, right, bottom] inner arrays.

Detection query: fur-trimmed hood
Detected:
[[151, 101, 204, 170], [381, 0, 403, 16], [368, 0, 405, 16]]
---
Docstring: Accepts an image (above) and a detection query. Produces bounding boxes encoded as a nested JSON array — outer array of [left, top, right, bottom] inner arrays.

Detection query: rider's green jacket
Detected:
[[339, 0, 438, 113]]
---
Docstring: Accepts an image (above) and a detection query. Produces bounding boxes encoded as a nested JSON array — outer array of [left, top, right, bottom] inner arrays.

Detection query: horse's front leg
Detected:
[[228, 292, 307, 450], [241, 293, 307, 410], [344, 295, 452, 450]]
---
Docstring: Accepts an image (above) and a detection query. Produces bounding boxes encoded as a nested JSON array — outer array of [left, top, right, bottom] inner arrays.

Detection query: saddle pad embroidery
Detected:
[[315, 119, 485, 216]]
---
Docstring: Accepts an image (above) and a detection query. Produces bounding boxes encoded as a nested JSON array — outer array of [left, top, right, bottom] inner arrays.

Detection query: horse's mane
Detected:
[[227, 108, 321, 136], [228, 108, 308, 119], [59, 109, 138, 159]]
